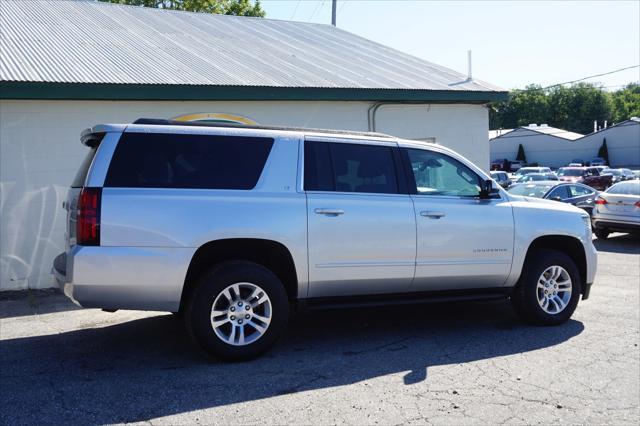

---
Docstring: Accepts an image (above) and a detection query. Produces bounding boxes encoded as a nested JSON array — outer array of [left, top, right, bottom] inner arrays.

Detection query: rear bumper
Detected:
[[592, 219, 640, 233], [52, 246, 196, 312]]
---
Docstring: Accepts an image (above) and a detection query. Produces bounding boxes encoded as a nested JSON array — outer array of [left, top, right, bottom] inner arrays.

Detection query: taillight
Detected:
[[635, 201, 640, 208], [77, 187, 101, 246], [594, 197, 607, 205]]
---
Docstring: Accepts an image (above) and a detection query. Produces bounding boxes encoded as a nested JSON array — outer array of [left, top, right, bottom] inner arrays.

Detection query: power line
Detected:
[[541, 65, 640, 90], [308, 0, 326, 22], [290, 0, 302, 20], [338, 0, 349, 16]]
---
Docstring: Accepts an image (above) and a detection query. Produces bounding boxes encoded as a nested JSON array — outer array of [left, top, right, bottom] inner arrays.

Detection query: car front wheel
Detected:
[[512, 249, 581, 326]]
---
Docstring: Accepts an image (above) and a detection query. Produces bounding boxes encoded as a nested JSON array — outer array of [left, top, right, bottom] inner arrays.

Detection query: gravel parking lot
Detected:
[[1, 234, 638, 425]]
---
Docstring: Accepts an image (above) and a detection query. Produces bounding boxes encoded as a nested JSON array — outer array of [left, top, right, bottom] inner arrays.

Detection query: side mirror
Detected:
[[479, 179, 499, 199], [551, 196, 562, 202]]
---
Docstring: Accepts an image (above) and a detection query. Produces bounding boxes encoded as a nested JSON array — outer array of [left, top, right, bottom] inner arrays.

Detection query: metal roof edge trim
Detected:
[[0, 82, 509, 102]]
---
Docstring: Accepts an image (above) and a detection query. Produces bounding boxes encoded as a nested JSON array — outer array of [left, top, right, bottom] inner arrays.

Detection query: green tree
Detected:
[[490, 82, 629, 134], [609, 83, 640, 123], [598, 138, 610, 165], [100, 0, 266, 17], [516, 144, 526, 163], [490, 85, 548, 130], [547, 83, 612, 134]]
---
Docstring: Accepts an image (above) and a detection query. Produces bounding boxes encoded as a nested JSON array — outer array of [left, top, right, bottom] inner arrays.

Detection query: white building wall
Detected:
[[490, 122, 640, 168], [0, 100, 488, 290]]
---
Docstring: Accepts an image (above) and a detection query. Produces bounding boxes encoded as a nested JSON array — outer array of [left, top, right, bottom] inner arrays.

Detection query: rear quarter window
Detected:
[[104, 133, 274, 190], [71, 148, 97, 188]]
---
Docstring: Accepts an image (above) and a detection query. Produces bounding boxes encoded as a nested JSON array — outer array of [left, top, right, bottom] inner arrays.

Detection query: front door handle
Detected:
[[315, 208, 345, 216], [420, 211, 445, 219]]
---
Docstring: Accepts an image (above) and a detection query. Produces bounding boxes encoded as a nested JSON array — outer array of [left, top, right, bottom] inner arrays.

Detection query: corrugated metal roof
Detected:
[[0, 0, 504, 93]]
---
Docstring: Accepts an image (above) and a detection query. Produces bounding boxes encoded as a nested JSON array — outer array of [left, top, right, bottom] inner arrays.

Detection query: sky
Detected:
[[260, 0, 640, 91]]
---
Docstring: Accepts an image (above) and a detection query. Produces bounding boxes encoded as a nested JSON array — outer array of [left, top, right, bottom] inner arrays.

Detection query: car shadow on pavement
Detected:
[[0, 301, 584, 424], [592, 233, 640, 254], [0, 289, 80, 319]]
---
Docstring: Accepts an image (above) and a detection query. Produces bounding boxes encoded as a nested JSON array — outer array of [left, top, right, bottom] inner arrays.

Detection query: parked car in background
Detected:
[[557, 167, 612, 191], [589, 157, 607, 166], [491, 159, 506, 171], [515, 173, 559, 183], [568, 163, 583, 167], [508, 181, 598, 215], [600, 169, 627, 185], [632, 170, 640, 180], [490, 171, 511, 188], [621, 169, 636, 181], [509, 160, 526, 171], [570, 159, 585, 166], [511, 167, 553, 183], [591, 181, 640, 239]]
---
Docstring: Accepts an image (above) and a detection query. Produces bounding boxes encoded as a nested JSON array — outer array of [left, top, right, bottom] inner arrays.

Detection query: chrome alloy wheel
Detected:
[[536, 265, 572, 314], [210, 282, 272, 346]]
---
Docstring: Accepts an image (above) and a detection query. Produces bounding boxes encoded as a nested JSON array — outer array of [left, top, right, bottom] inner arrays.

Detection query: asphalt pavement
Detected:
[[1, 234, 638, 425]]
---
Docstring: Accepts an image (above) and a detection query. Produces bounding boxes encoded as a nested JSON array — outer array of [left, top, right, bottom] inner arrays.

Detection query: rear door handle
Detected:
[[420, 211, 445, 219], [314, 208, 345, 216]]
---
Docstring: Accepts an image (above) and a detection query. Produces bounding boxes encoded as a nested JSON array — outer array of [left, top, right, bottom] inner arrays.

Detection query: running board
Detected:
[[299, 288, 511, 311]]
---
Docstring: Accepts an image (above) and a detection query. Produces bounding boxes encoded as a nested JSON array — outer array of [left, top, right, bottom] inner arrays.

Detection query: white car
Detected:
[[53, 119, 597, 360], [592, 181, 640, 239]]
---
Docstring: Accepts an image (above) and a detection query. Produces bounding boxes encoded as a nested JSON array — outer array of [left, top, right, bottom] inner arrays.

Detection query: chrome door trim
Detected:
[[316, 260, 415, 268]]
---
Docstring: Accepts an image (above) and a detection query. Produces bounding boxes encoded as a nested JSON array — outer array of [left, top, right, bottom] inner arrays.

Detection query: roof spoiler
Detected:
[[80, 129, 105, 147], [80, 124, 125, 147]]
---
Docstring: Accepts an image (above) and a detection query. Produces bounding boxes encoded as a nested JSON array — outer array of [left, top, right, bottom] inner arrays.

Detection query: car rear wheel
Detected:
[[186, 261, 289, 361], [594, 228, 609, 239], [511, 249, 581, 326]]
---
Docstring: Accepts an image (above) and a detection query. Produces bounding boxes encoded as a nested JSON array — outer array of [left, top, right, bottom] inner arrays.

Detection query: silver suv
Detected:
[[54, 119, 597, 360]]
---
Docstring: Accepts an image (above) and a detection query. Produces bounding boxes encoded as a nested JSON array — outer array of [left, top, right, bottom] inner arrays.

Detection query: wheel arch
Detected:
[[523, 235, 587, 293], [179, 238, 298, 313]]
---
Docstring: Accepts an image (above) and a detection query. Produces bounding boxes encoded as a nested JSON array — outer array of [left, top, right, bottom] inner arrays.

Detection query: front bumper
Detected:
[[582, 282, 593, 300]]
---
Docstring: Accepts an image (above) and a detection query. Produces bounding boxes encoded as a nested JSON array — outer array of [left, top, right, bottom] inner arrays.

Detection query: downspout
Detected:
[[367, 101, 432, 132]]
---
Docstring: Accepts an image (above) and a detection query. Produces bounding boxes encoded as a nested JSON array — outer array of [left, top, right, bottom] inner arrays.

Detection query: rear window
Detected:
[[104, 133, 274, 189], [606, 181, 640, 196], [71, 148, 97, 188]]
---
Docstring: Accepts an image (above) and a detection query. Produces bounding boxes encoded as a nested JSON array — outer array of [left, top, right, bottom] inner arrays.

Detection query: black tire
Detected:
[[185, 261, 289, 361], [594, 228, 609, 239], [511, 249, 581, 326]]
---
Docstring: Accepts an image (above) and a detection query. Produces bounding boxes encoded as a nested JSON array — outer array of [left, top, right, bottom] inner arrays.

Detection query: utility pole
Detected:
[[331, 0, 337, 26]]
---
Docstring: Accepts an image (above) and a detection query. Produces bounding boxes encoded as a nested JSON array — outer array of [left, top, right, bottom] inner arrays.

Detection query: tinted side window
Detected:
[[405, 148, 481, 197], [569, 185, 593, 197], [330, 143, 399, 194], [105, 133, 274, 189], [304, 141, 400, 194], [304, 142, 334, 191], [547, 186, 570, 200]]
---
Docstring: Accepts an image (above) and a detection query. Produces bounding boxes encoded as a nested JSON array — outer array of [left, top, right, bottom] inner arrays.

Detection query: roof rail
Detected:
[[132, 118, 395, 139]]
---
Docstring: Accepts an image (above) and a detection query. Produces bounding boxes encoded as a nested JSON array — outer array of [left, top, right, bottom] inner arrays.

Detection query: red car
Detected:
[[557, 167, 613, 191]]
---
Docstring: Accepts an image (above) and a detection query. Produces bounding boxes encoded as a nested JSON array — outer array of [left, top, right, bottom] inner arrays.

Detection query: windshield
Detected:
[[508, 183, 554, 198], [515, 168, 539, 176], [558, 168, 583, 177], [606, 181, 640, 196], [603, 169, 621, 176]]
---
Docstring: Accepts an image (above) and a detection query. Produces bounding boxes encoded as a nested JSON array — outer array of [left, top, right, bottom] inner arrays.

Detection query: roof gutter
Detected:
[[0, 82, 509, 103]]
